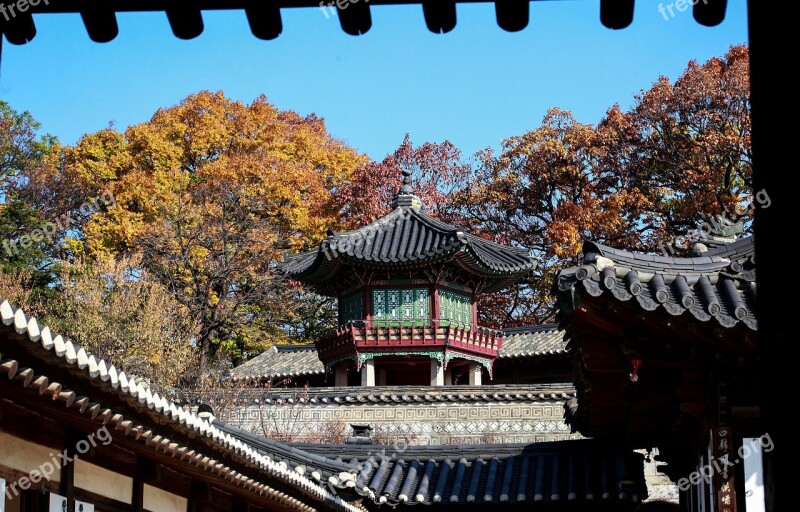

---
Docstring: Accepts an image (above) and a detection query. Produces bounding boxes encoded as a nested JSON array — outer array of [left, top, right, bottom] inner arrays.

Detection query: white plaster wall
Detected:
[[0, 431, 61, 483], [74, 460, 132, 504], [144, 484, 187, 512]]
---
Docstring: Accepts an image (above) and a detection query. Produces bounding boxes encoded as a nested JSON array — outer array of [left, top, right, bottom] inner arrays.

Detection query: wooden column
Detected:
[[471, 294, 478, 327], [59, 428, 81, 512], [334, 363, 348, 387], [364, 286, 373, 327], [132, 458, 160, 512], [468, 362, 482, 386], [430, 359, 444, 386], [711, 427, 737, 512], [432, 286, 441, 325], [361, 359, 375, 387]]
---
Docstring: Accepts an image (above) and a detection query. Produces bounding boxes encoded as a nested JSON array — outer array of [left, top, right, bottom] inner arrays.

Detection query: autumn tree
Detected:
[[17, 92, 365, 379], [0, 102, 59, 296], [465, 45, 751, 324], [334, 134, 473, 229], [597, 44, 752, 244], [45, 255, 199, 393], [0, 101, 55, 188]]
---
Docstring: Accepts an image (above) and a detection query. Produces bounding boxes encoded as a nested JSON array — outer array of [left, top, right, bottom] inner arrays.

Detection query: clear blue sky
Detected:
[[0, 1, 747, 160]]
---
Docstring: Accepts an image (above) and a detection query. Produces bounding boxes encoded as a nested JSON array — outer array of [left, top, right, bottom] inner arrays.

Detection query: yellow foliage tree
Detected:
[[22, 92, 365, 379]]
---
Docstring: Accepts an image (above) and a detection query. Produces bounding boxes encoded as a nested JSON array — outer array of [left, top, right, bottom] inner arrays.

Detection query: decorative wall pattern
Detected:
[[219, 399, 580, 445]]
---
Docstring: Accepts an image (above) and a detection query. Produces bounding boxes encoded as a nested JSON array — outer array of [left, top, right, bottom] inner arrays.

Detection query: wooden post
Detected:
[[334, 363, 348, 387], [430, 359, 444, 386], [432, 286, 441, 326], [712, 427, 737, 512], [364, 286, 373, 327], [60, 428, 81, 512], [471, 296, 478, 328], [132, 458, 160, 512], [361, 359, 375, 387], [468, 362, 482, 386]]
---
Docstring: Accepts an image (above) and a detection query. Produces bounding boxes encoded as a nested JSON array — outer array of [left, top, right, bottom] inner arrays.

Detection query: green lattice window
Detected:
[[372, 288, 430, 326], [439, 290, 473, 328], [341, 293, 364, 324]]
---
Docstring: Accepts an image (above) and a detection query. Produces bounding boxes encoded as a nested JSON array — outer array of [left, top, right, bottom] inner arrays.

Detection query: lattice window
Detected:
[[438, 290, 472, 328], [402, 289, 414, 320], [387, 290, 401, 320], [341, 293, 363, 324], [415, 289, 429, 319], [371, 288, 431, 326], [373, 290, 386, 320]]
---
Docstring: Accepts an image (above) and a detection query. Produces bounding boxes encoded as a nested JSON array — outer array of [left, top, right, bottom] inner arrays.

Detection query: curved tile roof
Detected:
[[186, 383, 577, 406], [292, 440, 647, 507], [555, 237, 757, 331], [499, 324, 568, 358], [232, 325, 568, 380], [282, 202, 535, 289], [232, 344, 325, 380], [0, 298, 364, 512]]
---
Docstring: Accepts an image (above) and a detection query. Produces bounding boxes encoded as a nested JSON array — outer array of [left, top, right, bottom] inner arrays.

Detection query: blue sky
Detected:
[[0, 0, 747, 160]]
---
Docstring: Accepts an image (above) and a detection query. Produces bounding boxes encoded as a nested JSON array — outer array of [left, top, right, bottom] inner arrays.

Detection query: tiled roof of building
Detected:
[[281, 192, 535, 294], [554, 237, 756, 331], [185, 383, 577, 406], [290, 440, 647, 507], [232, 325, 567, 380], [0, 299, 364, 512], [232, 344, 325, 380], [499, 324, 568, 358]]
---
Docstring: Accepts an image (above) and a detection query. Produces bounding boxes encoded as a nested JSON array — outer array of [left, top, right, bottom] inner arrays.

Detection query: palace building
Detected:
[[0, 174, 765, 511]]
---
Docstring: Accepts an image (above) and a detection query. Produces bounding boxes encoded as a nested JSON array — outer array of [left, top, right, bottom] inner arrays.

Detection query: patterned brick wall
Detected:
[[219, 399, 580, 445]]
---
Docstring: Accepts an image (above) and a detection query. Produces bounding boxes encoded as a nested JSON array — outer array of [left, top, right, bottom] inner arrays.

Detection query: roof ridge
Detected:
[[502, 323, 560, 334]]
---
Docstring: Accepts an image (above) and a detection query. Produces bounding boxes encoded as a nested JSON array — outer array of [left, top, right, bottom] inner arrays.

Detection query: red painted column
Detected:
[[471, 294, 478, 328], [364, 285, 373, 327], [431, 285, 440, 328]]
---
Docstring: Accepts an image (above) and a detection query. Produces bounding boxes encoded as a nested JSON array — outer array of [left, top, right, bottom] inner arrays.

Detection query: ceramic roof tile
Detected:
[[556, 237, 757, 331], [281, 205, 535, 291], [289, 440, 647, 507]]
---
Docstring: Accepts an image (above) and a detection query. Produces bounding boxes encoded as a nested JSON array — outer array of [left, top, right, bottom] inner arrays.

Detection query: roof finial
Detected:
[[399, 168, 414, 194], [393, 168, 422, 209]]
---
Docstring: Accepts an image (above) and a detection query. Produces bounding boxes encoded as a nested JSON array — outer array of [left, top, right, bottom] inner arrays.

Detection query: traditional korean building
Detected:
[[555, 236, 764, 512], [0, 300, 362, 512], [220, 173, 578, 447], [0, 297, 649, 511], [278, 168, 537, 388]]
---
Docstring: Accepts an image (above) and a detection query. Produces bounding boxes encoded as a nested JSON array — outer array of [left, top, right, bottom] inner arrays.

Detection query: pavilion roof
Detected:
[[282, 186, 535, 294]]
